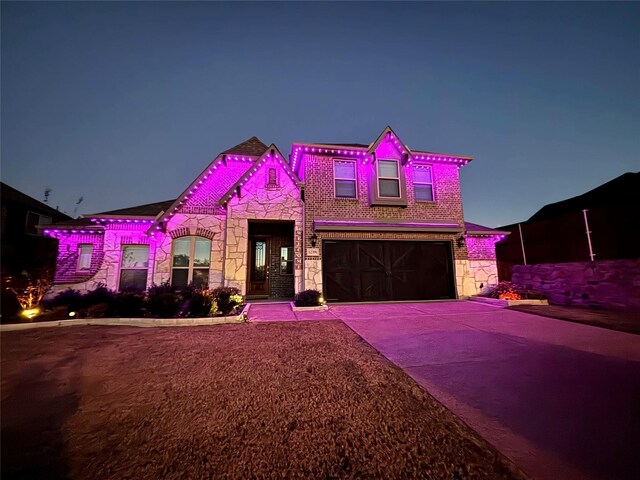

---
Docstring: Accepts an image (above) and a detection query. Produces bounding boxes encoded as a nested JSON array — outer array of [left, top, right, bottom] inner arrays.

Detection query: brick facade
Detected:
[[46, 129, 501, 300]]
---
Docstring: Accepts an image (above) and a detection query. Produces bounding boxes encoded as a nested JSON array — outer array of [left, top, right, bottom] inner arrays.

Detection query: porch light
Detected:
[[310, 233, 318, 248], [456, 234, 466, 248]]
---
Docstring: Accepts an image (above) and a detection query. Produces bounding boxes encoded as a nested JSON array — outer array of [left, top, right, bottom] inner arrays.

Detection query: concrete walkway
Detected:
[[249, 302, 339, 322], [249, 301, 640, 480], [338, 302, 640, 480]]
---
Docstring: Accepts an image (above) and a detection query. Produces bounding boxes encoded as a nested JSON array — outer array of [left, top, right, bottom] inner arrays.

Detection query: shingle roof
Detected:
[[526, 172, 639, 223], [91, 199, 177, 217], [464, 222, 508, 235], [315, 143, 370, 148], [1, 182, 72, 220], [48, 217, 95, 228], [221, 136, 268, 157]]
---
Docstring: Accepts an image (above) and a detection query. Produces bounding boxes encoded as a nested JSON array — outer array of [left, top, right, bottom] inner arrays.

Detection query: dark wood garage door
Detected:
[[323, 240, 455, 302]]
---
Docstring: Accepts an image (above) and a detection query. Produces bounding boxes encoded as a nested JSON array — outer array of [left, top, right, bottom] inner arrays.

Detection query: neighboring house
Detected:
[[1, 182, 72, 277], [496, 172, 639, 280], [44, 127, 505, 301]]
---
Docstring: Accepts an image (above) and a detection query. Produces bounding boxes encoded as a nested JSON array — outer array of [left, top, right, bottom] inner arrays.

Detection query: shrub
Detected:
[[86, 303, 111, 318], [187, 289, 213, 317], [83, 285, 116, 308], [113, 291, 146, 317], [37, 306, 70, 322], [211, 287, 243, 316], [46, 288, 84, 311], [294, 289, 323, 307], [146, 282, 183, 318], [483, 281, 546, 300]]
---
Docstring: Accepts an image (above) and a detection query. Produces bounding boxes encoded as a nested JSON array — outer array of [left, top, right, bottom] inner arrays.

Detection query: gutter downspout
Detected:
[[301, 185, 306, 293], [221, 203, 228, 287]]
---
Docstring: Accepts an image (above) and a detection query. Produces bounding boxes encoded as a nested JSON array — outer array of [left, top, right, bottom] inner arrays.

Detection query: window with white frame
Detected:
[[413, 166, 434, 202], [377, 160, 400, 198], [119, 245, 149, 291], [334, 160, 357, 198], [77, 244, 93, 271], [171, 236, 211, 288]]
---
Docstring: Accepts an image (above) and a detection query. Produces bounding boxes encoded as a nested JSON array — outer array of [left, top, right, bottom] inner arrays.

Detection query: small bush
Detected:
[[83, 285, 116, 308], [37, 306, 70, 322], [86, 303, 111, 318], [294, 289, 323, 307], [211, 287, 243, 316], [46, 289, 84, 311], [147, 282, 183, 318], [113, 291, 146, 317], [187, 289, 213, 317], [483, 281, 546, 300]]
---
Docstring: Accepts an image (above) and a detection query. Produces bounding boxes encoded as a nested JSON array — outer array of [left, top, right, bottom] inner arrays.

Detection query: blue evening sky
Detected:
[[2, 2, 638, 227]]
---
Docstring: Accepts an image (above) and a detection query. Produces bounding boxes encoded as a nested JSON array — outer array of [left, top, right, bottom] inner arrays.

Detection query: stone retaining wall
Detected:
[[512, 259, 640, 311]]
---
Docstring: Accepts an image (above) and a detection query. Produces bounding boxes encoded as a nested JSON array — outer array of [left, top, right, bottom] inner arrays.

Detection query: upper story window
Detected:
[[77, 244, 93, 271], [377, 160, 400, 198], [119, 245, 149, 291], [334, 160, 357, 199], [413, 166, 434, 202], [171, 236, 211, 288]]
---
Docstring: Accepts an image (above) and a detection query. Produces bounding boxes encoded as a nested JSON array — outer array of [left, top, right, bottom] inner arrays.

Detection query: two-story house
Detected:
[[44, 127, 506, 301]]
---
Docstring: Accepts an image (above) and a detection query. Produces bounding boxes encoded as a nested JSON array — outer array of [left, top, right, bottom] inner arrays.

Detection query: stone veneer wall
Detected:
[[225, 156, 303, 295], [153, 214, 226, 288], [512, 259, 640, 311]]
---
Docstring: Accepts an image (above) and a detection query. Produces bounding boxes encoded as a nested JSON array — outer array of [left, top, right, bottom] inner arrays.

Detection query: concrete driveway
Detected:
[[326, 301, 640, 480]]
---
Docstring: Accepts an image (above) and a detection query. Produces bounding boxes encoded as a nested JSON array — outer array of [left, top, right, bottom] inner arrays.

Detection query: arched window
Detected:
[[171, 236, 211, 288]]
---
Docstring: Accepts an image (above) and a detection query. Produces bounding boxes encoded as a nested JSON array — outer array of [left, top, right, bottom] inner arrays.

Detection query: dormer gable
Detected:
[[218, 144, 302, 205]]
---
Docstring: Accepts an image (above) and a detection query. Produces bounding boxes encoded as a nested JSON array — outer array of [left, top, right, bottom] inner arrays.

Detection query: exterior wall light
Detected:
[[456, 234, 466, 248], [310, 233, 318, 248]]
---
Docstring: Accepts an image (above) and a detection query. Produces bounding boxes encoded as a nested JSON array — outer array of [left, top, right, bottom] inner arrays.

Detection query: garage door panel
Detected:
[[357, 243, 385, 270], [360, 271, 388, 301], [323, 240, 455, 302]]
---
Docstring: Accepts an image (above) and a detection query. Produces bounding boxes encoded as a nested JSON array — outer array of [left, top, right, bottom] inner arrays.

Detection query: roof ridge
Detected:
[[221, 136, 268, 157]]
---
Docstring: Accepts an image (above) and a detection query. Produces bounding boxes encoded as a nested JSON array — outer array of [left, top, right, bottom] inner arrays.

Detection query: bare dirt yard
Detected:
[[1, 321, 524, 479]]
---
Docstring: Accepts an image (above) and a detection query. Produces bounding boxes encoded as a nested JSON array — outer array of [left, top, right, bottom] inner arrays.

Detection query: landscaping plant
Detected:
[[294, 289, 323, 307], [146, 282, 183, 318], [186, 288, 214, 317], [483, 281, 546, 300], [210, 287, 243, 316], [112, 291, 146, 317]]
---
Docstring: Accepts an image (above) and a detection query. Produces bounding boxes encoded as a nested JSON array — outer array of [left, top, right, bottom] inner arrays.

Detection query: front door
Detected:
[[247, 237, 269, 296]]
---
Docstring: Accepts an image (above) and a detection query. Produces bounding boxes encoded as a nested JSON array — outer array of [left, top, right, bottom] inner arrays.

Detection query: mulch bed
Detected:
[[1, 321, 525, 479], [508, 304, 640, 334]]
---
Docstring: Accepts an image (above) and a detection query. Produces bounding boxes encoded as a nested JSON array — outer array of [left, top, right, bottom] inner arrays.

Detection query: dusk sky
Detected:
[[2, 2, 638, 227]]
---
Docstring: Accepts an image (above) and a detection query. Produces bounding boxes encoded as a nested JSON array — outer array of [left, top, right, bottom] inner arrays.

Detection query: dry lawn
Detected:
[[1, 321, 524, 479]]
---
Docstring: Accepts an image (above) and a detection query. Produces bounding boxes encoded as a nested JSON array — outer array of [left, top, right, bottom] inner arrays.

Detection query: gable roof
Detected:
[[221, 136, 268, 157], [526, 172, 639, 223], [88, 199, 176, 218], [218, 144, 302, 205], [148, 137, 269, 231], [464, 221, 508, 235], [365, 126, 414, 164], [290, 126, 473, 174]]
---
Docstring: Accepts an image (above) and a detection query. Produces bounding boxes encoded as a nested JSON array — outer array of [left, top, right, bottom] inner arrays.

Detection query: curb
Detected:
[[1, 304, 251, 331]]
